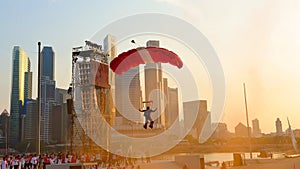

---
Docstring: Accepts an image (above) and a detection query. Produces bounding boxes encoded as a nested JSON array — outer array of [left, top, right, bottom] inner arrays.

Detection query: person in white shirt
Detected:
[[12, 156, 19, 169], [20, 156, 25, 169], [30, 155, 38, 169], [1, 157, 8, 169]]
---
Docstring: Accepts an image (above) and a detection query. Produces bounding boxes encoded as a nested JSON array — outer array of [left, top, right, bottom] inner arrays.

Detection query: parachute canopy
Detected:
[[110, 46, 183, 75]]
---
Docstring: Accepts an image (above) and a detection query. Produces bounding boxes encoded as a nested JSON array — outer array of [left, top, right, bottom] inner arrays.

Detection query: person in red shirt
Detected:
[[43, 154, 50, 169]]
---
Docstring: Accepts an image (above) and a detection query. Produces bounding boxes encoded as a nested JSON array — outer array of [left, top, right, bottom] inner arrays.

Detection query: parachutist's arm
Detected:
[[138, 109, 144, 112], [153, 108, 157, 112]]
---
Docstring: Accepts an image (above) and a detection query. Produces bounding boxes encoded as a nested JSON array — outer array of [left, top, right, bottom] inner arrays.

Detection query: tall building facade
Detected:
[[50, 88, 71, 144], [115, 67, 142, 124], [276, 118, 283, 135], [50, 102, 70, 144], [9, 46, 32, 144], [24, 100, 38, 141], [144, 40, 164, 128], [40, 46, 56, 143], [252, 118, 261, 137], [162, 78, 169, 128], [41, 76, 56, 142], [165, 87, 179, 128]]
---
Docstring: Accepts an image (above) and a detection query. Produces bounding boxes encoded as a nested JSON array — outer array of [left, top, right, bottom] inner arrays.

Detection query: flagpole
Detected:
[[37, 42, 41, 155], [243, 83, 252, 159]]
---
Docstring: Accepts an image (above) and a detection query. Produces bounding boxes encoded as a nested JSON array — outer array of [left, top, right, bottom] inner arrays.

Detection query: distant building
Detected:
[[211, 122, 231, 139], [24, 100, 38, 141], [235, 122, 251, 137], [0, 110, 9, 138], [104, 34, 117, 122], [50, 88, 71, 144], [104, 34, 117, 86], [115, 67, 142, 124], [165, 86, 179, 129], [9, 46, 32, 144], [252, 118, 261, 137], [50, 103, 71, 143], [276, 118, 283, 135], [183, 100, 209, 142]]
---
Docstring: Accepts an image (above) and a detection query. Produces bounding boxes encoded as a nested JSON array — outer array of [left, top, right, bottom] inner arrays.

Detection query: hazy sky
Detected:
[[1, 0, 300, 133]]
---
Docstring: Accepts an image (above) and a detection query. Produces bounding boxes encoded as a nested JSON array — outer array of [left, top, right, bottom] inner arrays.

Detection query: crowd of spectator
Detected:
[[0, 152, 149, 169]]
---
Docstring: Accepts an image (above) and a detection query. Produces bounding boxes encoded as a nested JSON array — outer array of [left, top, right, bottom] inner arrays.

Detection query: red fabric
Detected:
[[71, 157, 75, 163], [110, 47, 183, 75], [44, 157, 50, 164]]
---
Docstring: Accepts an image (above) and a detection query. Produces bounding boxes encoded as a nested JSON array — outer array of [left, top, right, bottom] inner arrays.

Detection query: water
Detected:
[[204, 152, 260, 162], [164, 152, 285, 163], [205, 152, 285, 162]]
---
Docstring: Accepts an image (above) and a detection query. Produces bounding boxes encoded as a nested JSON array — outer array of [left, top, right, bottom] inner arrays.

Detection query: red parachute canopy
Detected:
[[110, 46, 183, 75]]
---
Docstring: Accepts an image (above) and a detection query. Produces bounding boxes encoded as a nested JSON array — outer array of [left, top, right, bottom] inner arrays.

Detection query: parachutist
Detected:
[[139, 106, 157, 129]]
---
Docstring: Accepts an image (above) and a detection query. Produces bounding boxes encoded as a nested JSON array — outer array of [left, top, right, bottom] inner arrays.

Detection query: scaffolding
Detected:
[[69, 42, 112, 155]]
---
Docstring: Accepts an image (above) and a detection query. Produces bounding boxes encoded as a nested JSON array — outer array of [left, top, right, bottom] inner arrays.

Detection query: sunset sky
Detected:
[[1, 0, 300, 133]]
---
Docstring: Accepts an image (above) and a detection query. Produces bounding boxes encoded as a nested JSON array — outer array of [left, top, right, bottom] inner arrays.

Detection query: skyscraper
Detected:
[[252, 118, 261, 137], [104, 35, 117, 62], [40, 46, 56, 143], [276, 118, 283, 135], [104, 34, 117, 123], [115, 67, 142, 123], [9, 46, 32, 144], [144, 40, 164, 127], [104, 34, 117, 84], [41, 76, 56, 142], [165, 86, 179, 128], [41, 47, 55, 80]]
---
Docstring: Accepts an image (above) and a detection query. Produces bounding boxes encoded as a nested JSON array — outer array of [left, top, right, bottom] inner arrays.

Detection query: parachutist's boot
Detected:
[[149, 121, 154, 129], [143, 122, 148, 129]]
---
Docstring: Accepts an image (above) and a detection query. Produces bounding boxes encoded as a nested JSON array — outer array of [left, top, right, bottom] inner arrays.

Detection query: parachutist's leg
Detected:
[[149, 116, 154, 129], [143, 122, 148, 129], [144, 116, 149, 129]]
